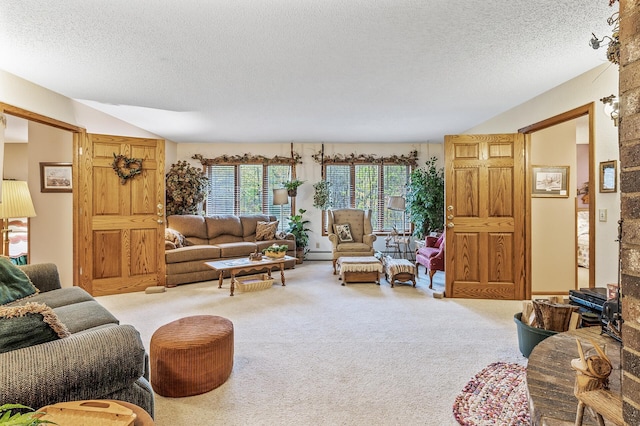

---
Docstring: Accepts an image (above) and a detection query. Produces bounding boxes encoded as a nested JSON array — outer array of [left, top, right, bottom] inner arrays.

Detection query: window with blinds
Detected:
[[206, 164, 293, 219], [324, 163, 410, 233]]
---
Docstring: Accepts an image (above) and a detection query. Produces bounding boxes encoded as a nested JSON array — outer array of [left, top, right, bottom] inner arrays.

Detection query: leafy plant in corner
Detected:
[[287, 208, 311, 258], [406, 156, 445, 239], [165, 160, 209, 216], [0, 403, 56, 425]]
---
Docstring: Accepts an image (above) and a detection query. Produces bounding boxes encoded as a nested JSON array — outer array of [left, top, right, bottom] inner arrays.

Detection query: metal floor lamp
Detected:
[[387, 195, 409, 259], [272, 188, 289, 232]]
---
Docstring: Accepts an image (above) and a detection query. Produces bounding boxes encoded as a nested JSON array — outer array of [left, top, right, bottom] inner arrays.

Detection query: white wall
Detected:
[[27, 122, 74, 285], [530, 121, 577, 294], [1, 69, 169, 287], [466, 63, 620, 289], [176, 142, 444, 259]]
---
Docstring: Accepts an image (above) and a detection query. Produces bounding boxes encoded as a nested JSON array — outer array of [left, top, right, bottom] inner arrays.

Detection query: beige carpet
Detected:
[[97, 261, 525, 426]]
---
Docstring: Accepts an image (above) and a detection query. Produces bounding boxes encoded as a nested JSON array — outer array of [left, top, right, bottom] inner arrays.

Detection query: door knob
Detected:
[[447, 222, 454, 228], [157, 219, 164, 224], [447, 205, 454, 211], [447, 215, 454, 220]]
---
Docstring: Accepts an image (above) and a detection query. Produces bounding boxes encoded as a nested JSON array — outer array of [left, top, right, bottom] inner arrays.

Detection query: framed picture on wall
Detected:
[[600, 160, 617, 193], [40, 162, 72, 193], [531, 165, 569, 198]]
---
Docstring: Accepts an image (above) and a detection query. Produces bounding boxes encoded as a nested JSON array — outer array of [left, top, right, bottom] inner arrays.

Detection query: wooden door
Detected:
[[444, 134, 525, 299], [78, 134, 165, 296]]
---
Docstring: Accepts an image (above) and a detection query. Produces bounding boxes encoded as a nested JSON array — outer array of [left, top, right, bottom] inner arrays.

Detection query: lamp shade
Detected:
[[387, 196, 405, 211], [273, 188, 289, 206], [0, 180, 37, 219]]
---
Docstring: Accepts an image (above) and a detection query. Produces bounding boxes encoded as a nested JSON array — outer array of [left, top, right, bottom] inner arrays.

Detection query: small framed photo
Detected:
[[40, 162, 72, 193], [600, 160, 617, 193], [531, 165, 569, 198]]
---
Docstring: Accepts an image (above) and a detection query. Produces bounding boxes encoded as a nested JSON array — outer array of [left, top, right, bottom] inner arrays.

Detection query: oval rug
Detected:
[[453, 361, 530, 426]]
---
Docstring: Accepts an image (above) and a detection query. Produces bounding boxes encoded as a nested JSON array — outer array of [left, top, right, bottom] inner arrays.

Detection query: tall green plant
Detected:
[[406, 156, 445, 239], [287, 208, 311, 258]]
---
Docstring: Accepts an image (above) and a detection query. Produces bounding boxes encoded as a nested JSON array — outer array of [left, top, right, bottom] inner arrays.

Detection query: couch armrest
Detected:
[[0, 325, 147, 410], [328, 233, 339, 248], [17, 263, 62, 293], [363, 234, 377, 247]]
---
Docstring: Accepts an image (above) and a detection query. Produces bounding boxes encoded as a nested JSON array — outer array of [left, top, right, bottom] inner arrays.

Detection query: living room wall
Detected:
[[466, 63, 620, 289], [1, 69, 167, 287], [173, 142, 444, 259]]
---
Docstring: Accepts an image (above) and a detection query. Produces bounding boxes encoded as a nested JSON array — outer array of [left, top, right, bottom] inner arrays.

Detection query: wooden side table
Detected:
[[38, 400, 154, 425], [526, 327, 621, 425]]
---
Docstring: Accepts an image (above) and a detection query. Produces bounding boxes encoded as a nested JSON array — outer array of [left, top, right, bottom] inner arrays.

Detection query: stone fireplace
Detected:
[[619, 0, 640, 423]]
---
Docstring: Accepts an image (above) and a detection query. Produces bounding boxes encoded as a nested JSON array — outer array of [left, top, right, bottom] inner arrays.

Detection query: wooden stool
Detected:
[[150, 315, 234, 397], [383, 258, 416, 287]]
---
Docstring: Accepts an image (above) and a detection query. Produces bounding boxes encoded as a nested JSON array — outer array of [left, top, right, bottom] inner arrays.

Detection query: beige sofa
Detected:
[[165, 214, 296, 287]]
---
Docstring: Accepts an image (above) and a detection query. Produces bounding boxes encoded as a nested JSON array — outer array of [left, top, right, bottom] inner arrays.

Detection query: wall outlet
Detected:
[[316, 242, 320, 248], [599, 209, 607, 222]]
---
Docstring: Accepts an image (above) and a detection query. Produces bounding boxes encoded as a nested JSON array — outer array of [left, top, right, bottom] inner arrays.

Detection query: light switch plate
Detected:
[[599, 209, 607, 222]]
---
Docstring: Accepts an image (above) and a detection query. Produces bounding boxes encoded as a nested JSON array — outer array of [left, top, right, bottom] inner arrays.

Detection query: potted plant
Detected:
[[406, 156, 445, 239], [166, 160, 209, 216], [287, 208, 311, 263], [0, 404, 55, 425], [282, 179, 305, 197], [313, 181, 331, 210], [262, 243, 288, 259]]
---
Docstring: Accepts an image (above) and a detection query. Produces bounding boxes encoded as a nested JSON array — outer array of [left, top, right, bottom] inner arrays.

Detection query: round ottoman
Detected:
[[150, 315, 234, 397]]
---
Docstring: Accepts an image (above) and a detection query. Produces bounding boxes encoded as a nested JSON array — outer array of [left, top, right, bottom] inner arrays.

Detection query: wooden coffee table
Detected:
[[205, 256, 295, 296]]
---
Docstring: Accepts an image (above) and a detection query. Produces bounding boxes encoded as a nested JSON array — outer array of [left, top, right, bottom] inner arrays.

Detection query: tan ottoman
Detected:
[[150, 315, 234, 397], [384, 257, 417, 287], [337, 256, 383, 285]]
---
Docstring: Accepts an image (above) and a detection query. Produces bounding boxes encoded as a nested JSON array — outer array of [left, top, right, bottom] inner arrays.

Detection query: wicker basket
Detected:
[[264, 251, 286, 259], [234, 274, 274, 292]]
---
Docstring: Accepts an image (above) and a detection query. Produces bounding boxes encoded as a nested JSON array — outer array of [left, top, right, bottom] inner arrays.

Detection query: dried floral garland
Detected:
[[311, 150, 418, 166], [193, 152, 302, 166], [112, 153, 143, 185], [166, 160, 209, 216]]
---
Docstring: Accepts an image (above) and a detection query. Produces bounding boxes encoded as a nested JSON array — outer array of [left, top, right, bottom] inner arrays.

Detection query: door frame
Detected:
[[0, 102, 84, 286], [518, 102, 595, 299]]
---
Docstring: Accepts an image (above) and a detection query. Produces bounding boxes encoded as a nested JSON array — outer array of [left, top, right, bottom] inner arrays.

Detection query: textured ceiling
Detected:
[[0, 1, 616, 143]]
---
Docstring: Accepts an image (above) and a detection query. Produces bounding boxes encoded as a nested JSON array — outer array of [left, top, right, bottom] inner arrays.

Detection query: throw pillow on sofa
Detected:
[[0, 302, 70, 353], [333, 224, 354, 243], [256, 221, 278, 241], [165, 228, 185, 248], [0, 256, 38, 305]]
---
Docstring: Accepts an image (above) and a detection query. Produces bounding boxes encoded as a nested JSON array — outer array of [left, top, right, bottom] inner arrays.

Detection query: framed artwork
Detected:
[[40, 162, 72, 193], [600, 160, 617, 193], [531, 165, 569, 198]]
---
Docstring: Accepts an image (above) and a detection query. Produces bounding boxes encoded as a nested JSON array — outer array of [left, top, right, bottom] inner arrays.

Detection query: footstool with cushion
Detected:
[[383, 257, 417, 287], [336, 256, 383, 285], [150, 315, 234, 397]]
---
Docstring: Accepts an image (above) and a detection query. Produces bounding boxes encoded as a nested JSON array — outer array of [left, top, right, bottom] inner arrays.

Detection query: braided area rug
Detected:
[[453, 361, 530, 426]]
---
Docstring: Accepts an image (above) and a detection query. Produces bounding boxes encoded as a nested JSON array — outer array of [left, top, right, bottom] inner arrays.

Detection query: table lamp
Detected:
[[272, 188, 289, 232], [0, 180, 37, 257]]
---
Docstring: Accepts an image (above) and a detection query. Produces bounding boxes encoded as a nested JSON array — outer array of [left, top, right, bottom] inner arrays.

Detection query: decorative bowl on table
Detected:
[[263, 244, 288, 259]]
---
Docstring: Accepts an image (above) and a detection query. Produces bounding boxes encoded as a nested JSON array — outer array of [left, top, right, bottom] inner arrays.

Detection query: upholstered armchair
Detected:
[[415, 233, 445, 288], [327, 208, 377, 274]]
